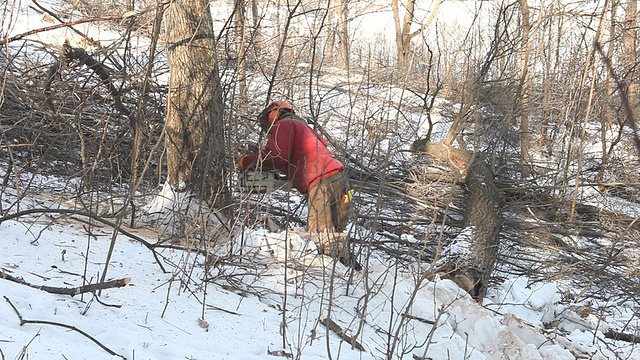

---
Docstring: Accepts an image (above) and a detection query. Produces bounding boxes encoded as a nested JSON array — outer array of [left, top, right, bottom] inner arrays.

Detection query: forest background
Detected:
[[1, 0, 640, 359]]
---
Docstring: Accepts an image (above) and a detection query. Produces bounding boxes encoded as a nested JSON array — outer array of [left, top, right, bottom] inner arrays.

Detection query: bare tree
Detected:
[[164, 0, 229, 206], [518, 0, 533, 177], [442, 3, 512, 146], [597, 0, 618, 181], [326, 0, 350, 67], [391, 0, 440, 70], [235, 0, 248, 101], [622, 0, 638, 112]]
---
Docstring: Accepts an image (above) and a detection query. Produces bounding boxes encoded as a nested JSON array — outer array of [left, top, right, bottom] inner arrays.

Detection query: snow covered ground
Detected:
[[1, 177, 637, 360]]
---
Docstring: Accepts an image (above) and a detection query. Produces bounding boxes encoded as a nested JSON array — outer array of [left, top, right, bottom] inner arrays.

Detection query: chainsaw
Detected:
[[238, 170, 289, 193]]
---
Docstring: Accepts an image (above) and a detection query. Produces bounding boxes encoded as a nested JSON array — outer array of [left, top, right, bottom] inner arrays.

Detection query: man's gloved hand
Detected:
[[234, 154, 248, 168]]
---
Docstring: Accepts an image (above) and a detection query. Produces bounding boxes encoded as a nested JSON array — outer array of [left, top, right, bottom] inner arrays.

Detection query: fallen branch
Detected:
[[45, 41, 132, 117], [3, 296, 126, 359], [319, 315, 365, 351], [0, 269, 130, 296], [605, 329, 640, 344]]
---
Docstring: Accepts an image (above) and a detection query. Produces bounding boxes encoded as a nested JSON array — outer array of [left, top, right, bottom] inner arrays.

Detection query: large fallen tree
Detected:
[[413, 141, 502, 302]]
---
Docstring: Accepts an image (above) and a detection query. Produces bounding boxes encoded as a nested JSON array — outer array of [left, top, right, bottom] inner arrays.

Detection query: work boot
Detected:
[[315, 232, 346, 256], [316, 232, 363, 271]]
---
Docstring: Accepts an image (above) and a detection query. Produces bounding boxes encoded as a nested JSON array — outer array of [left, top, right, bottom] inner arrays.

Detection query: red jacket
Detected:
[[240, 115, 344, 194]]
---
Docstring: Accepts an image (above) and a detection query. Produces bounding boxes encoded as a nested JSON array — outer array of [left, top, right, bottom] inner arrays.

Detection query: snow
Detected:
[[143, 181, 192, 214], [486, 277, 559, 327], [1, 190, 634, 359]]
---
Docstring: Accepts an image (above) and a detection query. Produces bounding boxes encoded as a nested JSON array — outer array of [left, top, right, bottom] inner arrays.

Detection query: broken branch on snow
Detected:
[[0, 269, 130, 296], [3, 296, 126, 359], [319, 315, 365, 351]]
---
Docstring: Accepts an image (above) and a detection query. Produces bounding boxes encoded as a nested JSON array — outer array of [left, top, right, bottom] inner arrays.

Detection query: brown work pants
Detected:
[[306, 171, 351, 256]]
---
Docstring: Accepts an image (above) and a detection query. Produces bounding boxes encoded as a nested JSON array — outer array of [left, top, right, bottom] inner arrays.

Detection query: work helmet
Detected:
[[257, 100, 294, 130]]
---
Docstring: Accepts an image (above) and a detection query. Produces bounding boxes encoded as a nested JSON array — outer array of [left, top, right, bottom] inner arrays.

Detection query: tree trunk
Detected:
[[453, 152, 502, 301], [164, 0, 228, 206], [623, 0, 638, 113], [336, 0, 350, 68], [235, 0, 248, 101], [415, 142, 502, 303], [391, 0, 440, 71], [250, 0, 263, 57], [392, 0, 416, 70], [326, 0, 336, 62], [598, 1, 617, 182], [518, 0, 532, 177]]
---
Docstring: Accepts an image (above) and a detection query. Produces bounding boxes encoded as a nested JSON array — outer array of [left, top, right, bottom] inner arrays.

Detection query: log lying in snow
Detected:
[[0, 268, 130, 296], [413, 141, 502, 302]]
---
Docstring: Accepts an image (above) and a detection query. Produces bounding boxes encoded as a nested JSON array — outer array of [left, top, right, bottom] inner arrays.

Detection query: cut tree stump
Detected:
[[413, 141, 503, 302]]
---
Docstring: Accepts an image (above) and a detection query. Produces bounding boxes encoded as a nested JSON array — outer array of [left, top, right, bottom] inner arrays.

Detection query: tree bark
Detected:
[[326, 0, 335, 62], [235, 0, 248, 101], [335, 0, 350, 67], [414, 142, 502, 302], [164, 0, 229, 206], [623, 0, 638, 106]]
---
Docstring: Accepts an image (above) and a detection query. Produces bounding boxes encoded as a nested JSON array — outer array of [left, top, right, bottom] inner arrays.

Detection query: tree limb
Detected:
[[0, 269, 130, 296], [605, 329, 640, 344], [0, 16, 121, 46], [319, 315, 365, 351], [45, 41, 133, 120], [3, 296, 127, 359]]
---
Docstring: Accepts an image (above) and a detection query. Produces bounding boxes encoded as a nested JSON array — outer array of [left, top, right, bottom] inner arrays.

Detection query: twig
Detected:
[[12, 330, 40, 360], [0, 143, 35, 148], [93, 294, 123, 308], [30, 0, 102, 48], [319, 315, 365, 351], [206, 304, 240, 316], [401, 313, 436, 325], [0, 269, 130, 296], [3, 296, 126, 359], [0, 16, 122, 46]]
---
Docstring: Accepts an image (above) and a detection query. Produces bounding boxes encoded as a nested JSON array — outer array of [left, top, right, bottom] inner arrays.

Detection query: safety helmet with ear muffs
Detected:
[[257, 100, 294, 131]]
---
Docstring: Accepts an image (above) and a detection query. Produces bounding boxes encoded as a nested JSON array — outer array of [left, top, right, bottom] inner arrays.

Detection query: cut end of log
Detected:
[[433, 269, 484, 304]]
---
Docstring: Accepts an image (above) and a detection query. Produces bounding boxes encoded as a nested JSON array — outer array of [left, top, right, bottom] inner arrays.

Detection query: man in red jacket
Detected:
[[239, 100, 361, 270]]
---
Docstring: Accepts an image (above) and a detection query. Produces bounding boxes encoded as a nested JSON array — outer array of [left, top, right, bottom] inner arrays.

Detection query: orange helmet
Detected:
[[257, 100, 294, 130]]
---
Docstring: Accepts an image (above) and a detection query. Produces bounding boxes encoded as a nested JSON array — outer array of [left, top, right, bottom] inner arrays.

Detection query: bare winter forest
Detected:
[[1, 0, 640, 359]]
